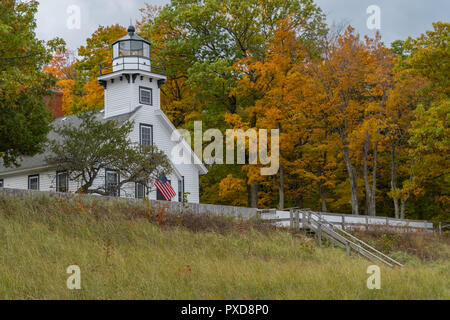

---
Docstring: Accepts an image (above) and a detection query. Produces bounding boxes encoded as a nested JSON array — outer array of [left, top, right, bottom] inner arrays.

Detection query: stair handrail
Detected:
[[305, 217, 395, 267], [302, 210, 403, 267]]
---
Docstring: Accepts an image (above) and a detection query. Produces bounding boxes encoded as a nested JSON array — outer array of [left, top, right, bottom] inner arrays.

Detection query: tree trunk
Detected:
[[370, 141, 378, 216], [363, 133, 377, 216], [390, 144, 400, 219], [297, 191, 304, 209], [319, 188, 327, 212], [318, 153, 328, 212], [278, 164, 285, 210], [343, 147, 359, 215], [400, 199, 406, 220], [363, 151, 370, 216], [393, 198, 400, 219], [247, 183, 258, 208], [399, 159, 413, 220], [318, 177, 328, 212]]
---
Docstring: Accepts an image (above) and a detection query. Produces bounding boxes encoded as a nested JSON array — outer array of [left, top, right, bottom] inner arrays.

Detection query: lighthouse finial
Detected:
[[127, 19, 135, 35]]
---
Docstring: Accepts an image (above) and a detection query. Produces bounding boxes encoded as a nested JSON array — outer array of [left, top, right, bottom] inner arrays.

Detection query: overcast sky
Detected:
[[35, 0, 449, 51]]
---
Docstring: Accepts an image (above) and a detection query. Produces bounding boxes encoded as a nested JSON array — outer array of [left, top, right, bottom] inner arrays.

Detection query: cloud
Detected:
[[35, 0, 449, 50], [316, 0, 449, 45], [36, 0, 169, 50]]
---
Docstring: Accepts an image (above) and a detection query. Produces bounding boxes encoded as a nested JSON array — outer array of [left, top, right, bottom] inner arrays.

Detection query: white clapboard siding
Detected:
[[129, 104, 200, 203]]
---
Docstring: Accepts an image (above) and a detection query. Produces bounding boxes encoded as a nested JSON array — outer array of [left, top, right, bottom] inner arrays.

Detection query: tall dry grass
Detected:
[[0, 193, 448, 299]]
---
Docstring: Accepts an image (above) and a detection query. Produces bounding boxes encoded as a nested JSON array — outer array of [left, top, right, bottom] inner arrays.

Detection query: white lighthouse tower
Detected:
[[96, 25, 207, 203], [97, 25, 167, 118]]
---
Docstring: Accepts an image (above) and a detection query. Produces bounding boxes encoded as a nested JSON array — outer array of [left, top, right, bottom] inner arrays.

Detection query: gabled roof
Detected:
[[0, 110, 135, 176], [154, 109, 208, 175]]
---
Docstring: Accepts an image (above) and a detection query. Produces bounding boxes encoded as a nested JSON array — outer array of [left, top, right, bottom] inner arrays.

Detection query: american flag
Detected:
[[155, 175, 176, 201]]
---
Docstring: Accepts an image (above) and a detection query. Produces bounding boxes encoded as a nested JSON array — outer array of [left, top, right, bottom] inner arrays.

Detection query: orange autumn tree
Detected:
[[308, 26, 395, 215], [46, 25, 127, 114], [231, 19, 337, 210], [43, 49, 77, 114], [72, 24, 127, 114]]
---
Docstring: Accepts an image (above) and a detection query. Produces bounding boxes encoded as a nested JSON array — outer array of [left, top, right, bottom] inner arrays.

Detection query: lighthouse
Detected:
[[98, 25, 166, 119], [95, 25, 207, 202]]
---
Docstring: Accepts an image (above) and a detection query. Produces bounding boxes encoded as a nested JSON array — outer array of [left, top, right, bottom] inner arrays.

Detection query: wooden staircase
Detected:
[[292, 210, 404, 268]]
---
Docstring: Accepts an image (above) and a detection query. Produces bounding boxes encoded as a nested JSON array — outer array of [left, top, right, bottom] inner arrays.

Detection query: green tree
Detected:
[[0, 0, 62, 166], [46, 111, 172, 196], [401, 22, 449, 220]]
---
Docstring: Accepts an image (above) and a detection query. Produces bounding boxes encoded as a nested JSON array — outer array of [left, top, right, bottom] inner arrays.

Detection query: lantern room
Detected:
[[110, 25, 151, 73]]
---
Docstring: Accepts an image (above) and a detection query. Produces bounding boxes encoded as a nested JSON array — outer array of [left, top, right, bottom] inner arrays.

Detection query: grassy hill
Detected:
[[0, 192, 448, 299]]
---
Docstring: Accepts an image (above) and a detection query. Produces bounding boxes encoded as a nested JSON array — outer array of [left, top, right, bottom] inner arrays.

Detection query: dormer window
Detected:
[[139, 87, 152, 105]]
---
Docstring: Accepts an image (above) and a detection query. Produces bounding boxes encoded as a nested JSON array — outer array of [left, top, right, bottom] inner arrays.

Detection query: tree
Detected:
[[46, 111, 172, 196], [385, 69, 428, 218], [43, 49, 77, 114], [308, 27, 395, 215], [396, 22, 449, 219], [139, 0, 327, 207], [0, 0, 63, 166], [231, 19, 311, 209], [46, 25, 127, 114]]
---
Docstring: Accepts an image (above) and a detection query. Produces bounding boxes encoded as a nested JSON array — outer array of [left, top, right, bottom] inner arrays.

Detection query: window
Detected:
[[129, 40, 144, 56], [139, 87, 152, 105], [157, 180, 171, 201], [178, 177, 185, 203], [113, 43, 119, 59], [140, 124, 153, 146], [143, 43, 150, 58], [28, 175, 39, 190], [119, 41, 130, 56], [0, 179, 3, 188], [56, 171, 69, 193], [135, 183, 146, 199], [105, 170, 120, 197]]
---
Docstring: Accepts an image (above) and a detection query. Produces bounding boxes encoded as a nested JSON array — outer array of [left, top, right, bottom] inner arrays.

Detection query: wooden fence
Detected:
[[259, 209, 443, 234]]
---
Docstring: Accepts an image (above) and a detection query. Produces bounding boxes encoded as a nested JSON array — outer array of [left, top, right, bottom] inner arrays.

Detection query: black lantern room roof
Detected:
[[112, 25, 150, 45]]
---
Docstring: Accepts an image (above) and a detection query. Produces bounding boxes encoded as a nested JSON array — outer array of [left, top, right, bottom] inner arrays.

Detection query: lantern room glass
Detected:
[[113, 41, 149, 59]]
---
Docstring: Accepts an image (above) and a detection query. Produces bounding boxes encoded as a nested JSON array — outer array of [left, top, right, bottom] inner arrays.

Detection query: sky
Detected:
[[35, 0, 449, 51]]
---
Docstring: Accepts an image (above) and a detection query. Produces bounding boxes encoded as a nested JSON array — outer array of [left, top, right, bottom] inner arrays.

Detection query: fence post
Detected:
[[346, 242, 351, 256], [342, 216, 345, 231], [317, 224, 322, 246], [295, 210, 300, 230], [366, 216, 369, 231], [438, 222, 442, 236], [290, 210, 294, 229], [302, 212, 307, 235]]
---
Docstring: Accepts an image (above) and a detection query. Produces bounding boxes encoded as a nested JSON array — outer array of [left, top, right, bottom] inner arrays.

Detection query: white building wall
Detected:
[[0, 166, 190, 202], [105, 75, 161, 118], [104, 78, 132, 118], [129, 105, 200, 203]]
